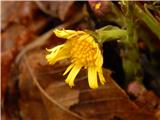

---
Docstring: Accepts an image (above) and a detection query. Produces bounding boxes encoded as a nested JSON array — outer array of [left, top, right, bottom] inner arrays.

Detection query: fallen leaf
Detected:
[[1, 1, 49, 101], [19, 50, 83, 120], [1, 1, 39, 30], [1, 47, 17, 98], [19, 100, 49, 120], [134, 91, 160, 111], [18, 50, 156, 120], [45, 83, 79, 109], [36, 1, 83, 21]]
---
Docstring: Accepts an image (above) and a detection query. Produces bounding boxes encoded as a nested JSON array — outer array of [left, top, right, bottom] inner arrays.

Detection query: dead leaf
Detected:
[[19, 100, 49, 120], [1, 1, 49, 101], [18, 50, 156, 120], [36, 1, 83, 21], [134, 91, 160, 111], [42, 83, 81, 120], [45, 83, 79, 109], [19, 51, 83, 120], [155, 110, 160, 120], [1, 1, 39, 30], [1, 47, 17, 98]]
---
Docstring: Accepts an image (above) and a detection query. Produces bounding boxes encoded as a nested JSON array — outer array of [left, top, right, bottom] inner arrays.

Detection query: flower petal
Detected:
[[77, 34, 90, 41], [63, 63, 75, 76], [98, 68, 105, 85], [46, 45, 69, 64], [46, 44, 64, 53], [88, 67, 98, 89], [95, 49, 103, 66], [65, 64, 82, 87], [53, 29, 77, 39]]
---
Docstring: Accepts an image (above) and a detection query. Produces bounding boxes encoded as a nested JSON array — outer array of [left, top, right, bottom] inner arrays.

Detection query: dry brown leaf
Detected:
[[18, 49, 157, 120], [42, 83, 82, 120], [45, 83, 79, 109], [19, 99, 49, 120], [19, 51, 49, 120], [134, 91, 160, 111], [156, 110, 160, 120], [1, 47, 17, 98], [1, 19, 47, 99], [36, 1, 61, 18], [1, 1, 39, 30], [70, 71, 156, 120], [58, 1, 77, 21], [19, 51, 83, 120], [1, 1, 49, 100], [36, 1, 83, 21], [1, 17, 48, 51]]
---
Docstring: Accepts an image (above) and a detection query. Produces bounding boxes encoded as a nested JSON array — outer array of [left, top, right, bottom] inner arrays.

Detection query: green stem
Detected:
[[122, 2, 142, 83], [144, 4, 158, 24], [134, 4, 160, 39], [96, 29, 127, 44]]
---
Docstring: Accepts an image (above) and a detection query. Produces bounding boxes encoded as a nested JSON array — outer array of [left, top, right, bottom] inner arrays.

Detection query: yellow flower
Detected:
[[46, 29, 106, 89], [95, 2, 101, 10]]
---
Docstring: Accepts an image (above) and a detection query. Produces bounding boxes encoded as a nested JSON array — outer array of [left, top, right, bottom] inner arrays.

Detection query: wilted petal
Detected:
[[65, 64, 82, 87], [88, 66, 98, 89], [98, 68, 105, 85], [53, 29, 77, 39]]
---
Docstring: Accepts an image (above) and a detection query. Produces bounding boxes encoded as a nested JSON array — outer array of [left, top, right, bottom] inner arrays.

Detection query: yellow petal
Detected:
[[95, 3, 101, 10], [63, 63, 75, 76], [66, 33, 78, 39], [65, 64, 82, 87], [95, 49, 103, 66], [88, 67, 98, 89], [98, 68, 105, 85], [78, 34, 90, 42], [46, 45, 64, 61], [51, 54, 69, 64], [46, 45, 69, 64], [46, 44, 64, 53], [66, 31, 87, 40], [46, 51, 61, 64], [53, 29, 76, 39], [77, 31, 86, 34]]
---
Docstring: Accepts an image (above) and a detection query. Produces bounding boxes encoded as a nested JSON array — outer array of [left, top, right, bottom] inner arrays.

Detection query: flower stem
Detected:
[[122, 2, 143, 83], [134, 4, 160, 39], [97, 29, 127, 44]]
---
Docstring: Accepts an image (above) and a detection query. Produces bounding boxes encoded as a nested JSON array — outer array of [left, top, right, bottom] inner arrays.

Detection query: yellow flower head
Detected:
[[46, 29, 105, 89], [95, 2, 101, 10]]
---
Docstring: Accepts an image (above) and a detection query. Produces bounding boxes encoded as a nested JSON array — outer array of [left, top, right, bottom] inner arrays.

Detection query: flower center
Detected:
[[70, 40, 97, 67]]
